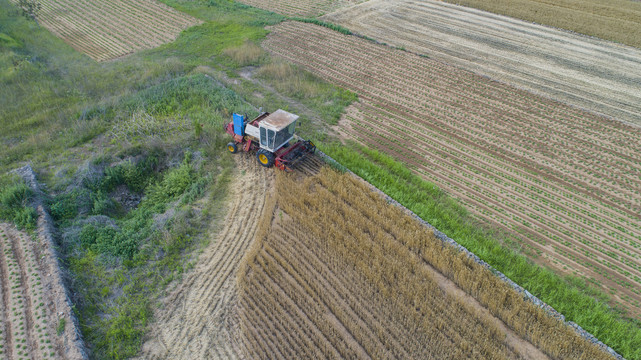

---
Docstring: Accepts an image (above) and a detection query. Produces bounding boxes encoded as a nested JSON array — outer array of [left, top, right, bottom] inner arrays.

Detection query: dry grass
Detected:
[[444, 0, 641, 48], [237, 167, 612, 359], [256, 61, 324, 98], [223, 41, 266, 67]]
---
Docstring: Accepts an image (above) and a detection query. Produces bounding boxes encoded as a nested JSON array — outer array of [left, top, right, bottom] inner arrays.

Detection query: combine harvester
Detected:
[[224, 109, 316, 171]]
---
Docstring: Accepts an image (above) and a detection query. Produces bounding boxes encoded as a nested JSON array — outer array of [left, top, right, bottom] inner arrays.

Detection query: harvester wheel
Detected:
[[257, 149, 275, 167], [227, 142, 238, 154]]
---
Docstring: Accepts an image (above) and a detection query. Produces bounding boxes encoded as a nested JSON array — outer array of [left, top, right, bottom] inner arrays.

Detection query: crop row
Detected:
[[15, 0, 201, 61], [262, 21, 641, 315], [0, 225, 54, 359], [237, 168, 612, 359]]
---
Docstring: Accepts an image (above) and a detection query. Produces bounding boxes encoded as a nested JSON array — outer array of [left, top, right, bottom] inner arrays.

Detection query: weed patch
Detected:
[[0, 176, 37, 230]]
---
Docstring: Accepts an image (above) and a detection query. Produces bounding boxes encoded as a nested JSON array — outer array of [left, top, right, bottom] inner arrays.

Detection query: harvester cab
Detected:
[[224, 109, 316, 171]]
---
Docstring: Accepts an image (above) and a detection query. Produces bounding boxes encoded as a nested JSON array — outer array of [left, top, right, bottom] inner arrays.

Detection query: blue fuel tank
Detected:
[[233, 113, 245, 136]]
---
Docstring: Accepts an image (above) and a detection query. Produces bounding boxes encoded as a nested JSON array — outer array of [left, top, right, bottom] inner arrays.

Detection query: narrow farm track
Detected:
[[263, 21, 641, 316], [10, 0, 201, 61], [137, 156, 273, 360], [0, 224, 62, 360], [322, 0, 641, 127], [238, 169, 611, 359]]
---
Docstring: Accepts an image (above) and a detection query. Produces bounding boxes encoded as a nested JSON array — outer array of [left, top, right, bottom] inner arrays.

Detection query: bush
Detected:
[[97, 155, 159, 194], [49, 190, 86, 222], [91, 193, 117, 216], [79, 224, 117, 249], [148, 152, 196, 205], [13, 206, 37, 230], [0, 181, 37, 230], [0, 182, 31, 209]]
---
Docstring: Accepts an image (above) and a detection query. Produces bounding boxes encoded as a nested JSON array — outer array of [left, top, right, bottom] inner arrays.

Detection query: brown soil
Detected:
[[135, 155, 273, 359]]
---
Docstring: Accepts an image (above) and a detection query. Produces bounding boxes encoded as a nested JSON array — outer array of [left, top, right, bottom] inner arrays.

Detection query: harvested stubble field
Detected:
[[263, 21, 641, 317], [440, 0, 641, 50], [136, 157, 273, 360], [237, 167, 613, 359], [321, 0, 641, 127], [10, 0, 201, 61], [235, 0, 363, 17], [0, 223, 70, 359]]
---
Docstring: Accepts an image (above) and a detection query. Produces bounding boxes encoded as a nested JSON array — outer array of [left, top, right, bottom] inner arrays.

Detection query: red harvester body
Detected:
[[224, 109, 315, 171]]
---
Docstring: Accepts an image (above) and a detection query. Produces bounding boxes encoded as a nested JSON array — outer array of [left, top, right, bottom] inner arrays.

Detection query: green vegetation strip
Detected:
[[323, 143, 641, 360], [289, 17, 353, 35]]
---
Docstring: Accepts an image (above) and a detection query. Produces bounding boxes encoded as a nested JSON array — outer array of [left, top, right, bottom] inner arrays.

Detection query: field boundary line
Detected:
[[314, 149, 625, 360], [12, 165, 89, 360]]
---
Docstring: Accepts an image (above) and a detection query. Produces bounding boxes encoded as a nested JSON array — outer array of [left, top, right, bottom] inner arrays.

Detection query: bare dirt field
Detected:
[[237, 167, 612, 359], [262, 21, 641, 317], [0, 221, 84, 360], [321, 0, 641, 128], [235, 0, 364, 17], [12, 0, 201, 61], [136, 156, 272, 359]]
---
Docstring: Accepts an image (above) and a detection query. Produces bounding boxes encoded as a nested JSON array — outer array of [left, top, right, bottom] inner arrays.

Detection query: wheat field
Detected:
[[237, 167, 612, 359]]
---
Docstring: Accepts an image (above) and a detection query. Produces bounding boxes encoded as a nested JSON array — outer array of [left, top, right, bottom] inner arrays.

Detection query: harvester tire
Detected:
[[257, 149, 275, 167], [227, 142, 238, 154]]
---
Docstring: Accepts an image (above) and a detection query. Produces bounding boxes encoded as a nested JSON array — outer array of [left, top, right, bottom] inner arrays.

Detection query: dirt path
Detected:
[[136, 155, 273, 359], [322, 0, 641, 127]]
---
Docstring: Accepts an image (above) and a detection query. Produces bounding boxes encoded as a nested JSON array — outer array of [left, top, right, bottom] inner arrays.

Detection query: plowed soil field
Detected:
[[11, 0, 201, 61], [0, 222, 80, 360], [136, 156, 273, 359], [237, 167, 612, 359], [322, 0, 641, 127], [262, 21, 641, 317], [235, 0, 363, 17]]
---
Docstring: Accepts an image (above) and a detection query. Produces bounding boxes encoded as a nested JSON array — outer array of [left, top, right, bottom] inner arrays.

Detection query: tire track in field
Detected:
[[137, 156, 273, 360]]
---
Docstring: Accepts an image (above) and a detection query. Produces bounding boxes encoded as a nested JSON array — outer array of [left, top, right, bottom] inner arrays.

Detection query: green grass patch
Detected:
[[323, 142, 641, 359], [0, 176, 37, 231], [56, 318, 66, 336]]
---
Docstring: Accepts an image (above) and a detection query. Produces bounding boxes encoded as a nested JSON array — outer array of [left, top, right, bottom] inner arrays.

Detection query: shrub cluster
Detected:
[[0, 181, 37, 230]]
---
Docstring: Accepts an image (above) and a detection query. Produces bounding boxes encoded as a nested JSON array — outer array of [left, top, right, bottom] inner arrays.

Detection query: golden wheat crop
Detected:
[[237, 167, 612, 359]]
